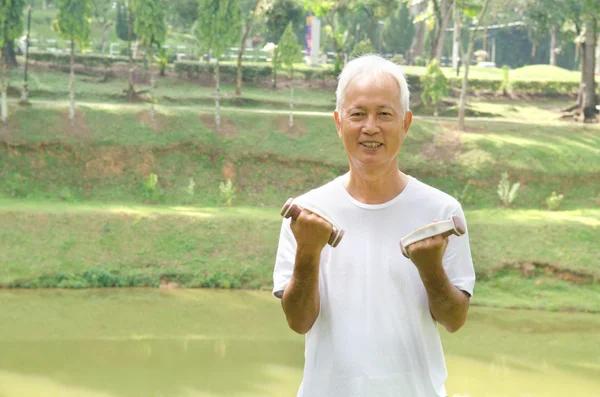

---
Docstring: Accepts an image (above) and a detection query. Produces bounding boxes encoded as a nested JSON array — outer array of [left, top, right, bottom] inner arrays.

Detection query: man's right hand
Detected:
[[289, 209, 333, 258]]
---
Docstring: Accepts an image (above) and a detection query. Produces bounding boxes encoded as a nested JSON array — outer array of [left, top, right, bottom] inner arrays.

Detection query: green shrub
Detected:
[[28, 51, 134, 68], [350, 40, 376, 59], [546, 191, 564, 211], [497, 172, 520, 207], [219, 178, 236, 206], [421, 59, 448, 117]]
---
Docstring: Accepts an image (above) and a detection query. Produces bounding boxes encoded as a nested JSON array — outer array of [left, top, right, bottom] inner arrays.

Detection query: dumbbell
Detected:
[[280, 198, 345, 248], [399, 216, 466, 258]]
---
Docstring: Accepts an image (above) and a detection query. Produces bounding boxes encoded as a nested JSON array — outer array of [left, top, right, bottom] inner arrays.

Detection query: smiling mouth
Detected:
[[361, 142, 383, 148]]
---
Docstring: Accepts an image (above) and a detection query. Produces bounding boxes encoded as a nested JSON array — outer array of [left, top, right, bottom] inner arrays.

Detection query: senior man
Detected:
[[272, 54, 475, 397]]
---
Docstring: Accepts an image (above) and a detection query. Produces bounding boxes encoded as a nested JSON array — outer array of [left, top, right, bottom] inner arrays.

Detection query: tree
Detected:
[[457, 0, 491, 131], [195, 0, 243, 132], [304, 0, 350, 74], [421, 59, 448, 117], [92, 0, 115, 54], [236, 0, 264, 96], [430, 0, 453, 60], [132, 0, 167, 119], [278, 22, 304, 128], [264, 0, 305, 43], [0, 0, 25, 122], [166, 0, 199, 30], [407, 0, 427, 64], [116, 1, 137, 101], [116, 1, 136, 42], [382, 1, 415, 55], [521, 0, 599, 121], [53, 0, 92, 125]]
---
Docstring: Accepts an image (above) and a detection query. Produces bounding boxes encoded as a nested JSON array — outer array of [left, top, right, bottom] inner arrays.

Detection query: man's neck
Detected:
[[343, 166, 409, 205]]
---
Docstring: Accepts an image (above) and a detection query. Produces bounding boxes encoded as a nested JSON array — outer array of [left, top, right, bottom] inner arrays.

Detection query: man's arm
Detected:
[[280, 209, 332, 335], [416, 259, 470, 333], [407, 233, 470, 333], [281, 249, 321, 335]]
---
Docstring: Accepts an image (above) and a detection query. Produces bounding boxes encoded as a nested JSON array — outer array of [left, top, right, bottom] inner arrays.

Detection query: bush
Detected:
[[219, 178, 236, 206], [350, 40, 376, 59], [414, 56, 427, 66], [497, 172, 520, 207], [28, 51, 134, 68], [546, 191, 564, 210], [421, 59, 448, 116]]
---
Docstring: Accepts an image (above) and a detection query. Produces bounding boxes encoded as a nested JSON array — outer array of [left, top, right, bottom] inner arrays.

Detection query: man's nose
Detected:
[[361, 115, 379, 134]]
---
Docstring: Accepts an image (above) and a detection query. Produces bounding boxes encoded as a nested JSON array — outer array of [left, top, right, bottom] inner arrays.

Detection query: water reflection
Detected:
[[0, 289, 598, 397]]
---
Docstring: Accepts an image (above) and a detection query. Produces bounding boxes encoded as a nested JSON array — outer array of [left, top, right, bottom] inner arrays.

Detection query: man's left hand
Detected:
[[405, 220, 448, 271]]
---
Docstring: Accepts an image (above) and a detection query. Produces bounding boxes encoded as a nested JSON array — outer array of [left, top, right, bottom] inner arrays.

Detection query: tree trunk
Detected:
[[236, 0, 262, 96], [2, 41, 18, 67], [458, 0, 491, 131], [272, 49, 278, 89], [100, 22, 112, 54], [215, 59, 221, 132], [596, 38, 600, 74], [576, 50, 584, 107], [1, 54, 7, 123], [127, 2, 135, 101], [149, 45, 155, 120], [289, 68, 294, 129], [434, 0, 452, 60], [69, 40, 75, 125], [550, 25, 557, 66], [582, 17, 598, 121], [20, 5, 32, 105], [408, 0, 427, 64], [452, 0, 459, 73]]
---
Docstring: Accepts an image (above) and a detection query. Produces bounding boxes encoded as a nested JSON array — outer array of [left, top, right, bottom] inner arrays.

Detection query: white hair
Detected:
[[335, 54, 410, 116]]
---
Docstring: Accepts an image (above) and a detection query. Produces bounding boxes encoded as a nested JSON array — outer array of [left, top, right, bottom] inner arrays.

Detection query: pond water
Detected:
[[0, 289, 598, 397]]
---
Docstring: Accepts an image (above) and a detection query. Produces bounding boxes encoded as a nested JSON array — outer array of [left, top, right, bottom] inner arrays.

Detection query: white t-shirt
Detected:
[[272, 173, 476, 397]]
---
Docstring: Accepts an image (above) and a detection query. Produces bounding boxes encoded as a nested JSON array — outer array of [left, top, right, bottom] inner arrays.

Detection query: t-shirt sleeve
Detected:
[[443, 205, 476, 297], [272, 217, 297, 299]]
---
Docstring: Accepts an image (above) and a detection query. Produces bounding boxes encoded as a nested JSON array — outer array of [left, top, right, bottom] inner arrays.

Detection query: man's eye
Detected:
[[351, 113, 364, 117], [380, 112, 392, 116]]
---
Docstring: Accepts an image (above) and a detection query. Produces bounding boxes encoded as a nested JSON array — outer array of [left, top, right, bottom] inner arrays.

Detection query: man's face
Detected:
[[334, 73, 412, 171]]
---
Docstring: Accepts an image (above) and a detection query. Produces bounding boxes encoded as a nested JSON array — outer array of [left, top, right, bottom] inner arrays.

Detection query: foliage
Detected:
[[382, 0, 414, 54], [413, 56, 426, 66], [53, 0, 92, 45], [165, 0, 199, 30], [115, 1, 136, 42], [5, 172, 27, 198], [187, 177, 195, 197], [142, 172, 159, 201], [278, 22, 303, 73], [219, 178, 236, 206], [350, 39, 375, 59], [195, 0, 243, 60], [421, 59, 448, 113], [0, 0, 26, 49], [132, 0, 167, 51], [546, 191, 564, 211], [28, 51, 136, 67], [264, 0, 305, 43], [155, 46, 169, 76], [499, 65, 511, 95], [497, 172, 520, 207]]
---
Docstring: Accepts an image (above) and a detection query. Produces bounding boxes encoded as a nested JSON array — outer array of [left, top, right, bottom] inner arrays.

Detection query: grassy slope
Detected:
[[0, 201, 598, 312], [1, 104, 598, 210]]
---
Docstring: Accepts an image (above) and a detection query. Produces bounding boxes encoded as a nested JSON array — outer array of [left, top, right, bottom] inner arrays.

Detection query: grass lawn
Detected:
[[0, 200, 598, 312], [1, 104, 598, 210]]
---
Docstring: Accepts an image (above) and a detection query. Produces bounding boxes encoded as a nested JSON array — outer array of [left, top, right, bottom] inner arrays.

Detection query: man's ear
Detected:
[[334, 111, 342, 138], [403, 111, 413, 136]]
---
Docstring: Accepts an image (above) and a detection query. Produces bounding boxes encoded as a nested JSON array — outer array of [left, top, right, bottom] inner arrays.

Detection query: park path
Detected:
[[7, 98, 596, 128]]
